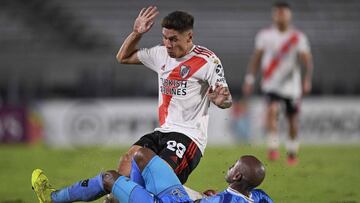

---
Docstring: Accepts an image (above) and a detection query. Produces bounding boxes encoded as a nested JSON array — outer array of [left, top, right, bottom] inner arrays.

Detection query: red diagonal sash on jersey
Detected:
[[159, 56, 207, 126], [263, 32, 299, 81]]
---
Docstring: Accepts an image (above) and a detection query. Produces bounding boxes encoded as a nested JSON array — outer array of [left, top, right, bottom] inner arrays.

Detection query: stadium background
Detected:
[[0, 0, 359, 202]]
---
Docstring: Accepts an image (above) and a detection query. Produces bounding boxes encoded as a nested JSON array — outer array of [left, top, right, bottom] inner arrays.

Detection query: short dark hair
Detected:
[[161, 11, 194, 32], [273, 1, 291, 9]]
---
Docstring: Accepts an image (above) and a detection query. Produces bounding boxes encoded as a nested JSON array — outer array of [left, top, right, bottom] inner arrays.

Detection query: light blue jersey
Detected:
[[198, 188, 273, 203], [112, 155, 272, 203]]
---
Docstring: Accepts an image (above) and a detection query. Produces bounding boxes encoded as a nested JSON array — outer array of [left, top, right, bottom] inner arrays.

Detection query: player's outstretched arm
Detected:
[[299, 51, 313, 95], [116, 6, 159, 64], [208, 84, 232, 109], [242, 49, 263, 97]]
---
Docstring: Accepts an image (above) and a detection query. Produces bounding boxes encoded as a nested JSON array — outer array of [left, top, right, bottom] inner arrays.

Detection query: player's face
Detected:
[[225, 160, 241, 183], [272, 7, 292, 28], [162, 28, 193, 58]]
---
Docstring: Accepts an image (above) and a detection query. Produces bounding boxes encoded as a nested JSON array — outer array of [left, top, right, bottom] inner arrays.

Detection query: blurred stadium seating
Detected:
[[1, 0, 360, 103], [0, 2, 359, 202]]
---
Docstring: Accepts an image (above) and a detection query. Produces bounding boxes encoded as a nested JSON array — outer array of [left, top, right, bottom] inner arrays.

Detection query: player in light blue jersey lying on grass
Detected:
[[32, 148, 272, 203]]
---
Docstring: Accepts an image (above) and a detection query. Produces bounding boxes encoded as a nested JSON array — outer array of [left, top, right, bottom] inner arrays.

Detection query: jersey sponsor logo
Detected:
[[159, 56, 207, 126], [215, 64, 224, 77], [180, 65, 191, 78], [171, 188, 185, 198], [215, 64, 226, 83], [81, 179, 89, 187], [160, 78, 187, 96], [216, 78, 226, 83]]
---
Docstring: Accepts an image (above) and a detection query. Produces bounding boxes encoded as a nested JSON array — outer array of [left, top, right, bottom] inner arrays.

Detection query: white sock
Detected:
[[267, 132, 280, 150], [286, 138, 300, 154], [183, 185, 203, 200]]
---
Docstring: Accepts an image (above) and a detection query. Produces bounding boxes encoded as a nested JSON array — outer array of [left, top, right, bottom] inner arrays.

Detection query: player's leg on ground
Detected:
[[136, 148, 191, 201], [105, 148, 191, 202], [32, 169, 107, 202], [103, 170, 155, 203], [104, 145, 145, 203], [106, 132, 159, 203], [120, 146, 146, 187], [50, 173, 107, 202], [31, 169, 55, 203], [266, 101, 280, 161], [134, 148, 176, 194], [104, 145, 142, 203], [129, 157, 145, 186], [286, 112, 300, 165], [103, 148, 157, 202]]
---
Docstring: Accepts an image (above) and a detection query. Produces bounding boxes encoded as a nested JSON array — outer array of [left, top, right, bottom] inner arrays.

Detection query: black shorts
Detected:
[[133, 131, 202, 184], [264, 92, 300, 116]]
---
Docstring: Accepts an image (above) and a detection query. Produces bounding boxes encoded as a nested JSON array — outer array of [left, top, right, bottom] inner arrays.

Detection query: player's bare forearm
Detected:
[[299, 52, 314, 94], [243, 49, 263, 96], [300, 52, 313, 81], [208, 86, 232, 109], [116, 31, 142, 64], [247, 49, 263, 78]]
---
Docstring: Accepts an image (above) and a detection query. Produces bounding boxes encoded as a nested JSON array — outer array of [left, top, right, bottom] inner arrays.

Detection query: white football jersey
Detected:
[[137, 45, 228, 154], [255, 26, 311, 99]]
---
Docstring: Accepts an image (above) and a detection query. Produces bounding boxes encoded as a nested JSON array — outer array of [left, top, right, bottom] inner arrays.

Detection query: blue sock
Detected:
[[51, 173, 107, 202], [130, 158, 145, 187]]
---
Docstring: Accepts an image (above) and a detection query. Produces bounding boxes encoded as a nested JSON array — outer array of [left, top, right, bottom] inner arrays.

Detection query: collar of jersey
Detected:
[[226, 187, 254, 203], [175, 45, 197, 62], [271, 24, 295, 35]]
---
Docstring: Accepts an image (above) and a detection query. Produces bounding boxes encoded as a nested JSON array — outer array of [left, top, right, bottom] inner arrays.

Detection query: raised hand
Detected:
[[133, 6, 159, 34], [208, 84, 232, 108]]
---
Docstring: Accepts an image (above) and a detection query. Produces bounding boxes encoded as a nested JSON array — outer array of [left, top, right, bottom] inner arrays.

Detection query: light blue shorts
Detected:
[[112, 155, 191, 203]]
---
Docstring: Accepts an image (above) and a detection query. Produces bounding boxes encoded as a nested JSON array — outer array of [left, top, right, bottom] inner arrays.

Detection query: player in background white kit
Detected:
[[116, 5, 232, 186], [243, 2, 313, 165]]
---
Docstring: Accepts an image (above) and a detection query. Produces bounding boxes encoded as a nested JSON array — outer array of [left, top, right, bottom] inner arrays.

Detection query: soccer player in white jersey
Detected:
[[243, 2, 313, 165], [116, 6, 232, 183], [30, 6, 232, 203]]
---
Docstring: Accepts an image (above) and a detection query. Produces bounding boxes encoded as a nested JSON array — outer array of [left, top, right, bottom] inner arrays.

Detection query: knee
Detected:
[[133, 148, 156, 171], [103, 170, 121, 193], [122, 146, 142, 162], [118, 145, 143, 174]]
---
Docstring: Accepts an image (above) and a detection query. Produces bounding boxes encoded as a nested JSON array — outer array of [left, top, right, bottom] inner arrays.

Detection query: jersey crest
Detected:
[[180, 65, 191, 79]]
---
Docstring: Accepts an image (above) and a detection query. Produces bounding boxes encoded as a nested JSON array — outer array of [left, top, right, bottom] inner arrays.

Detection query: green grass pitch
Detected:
[[0, 144, 359, 202]]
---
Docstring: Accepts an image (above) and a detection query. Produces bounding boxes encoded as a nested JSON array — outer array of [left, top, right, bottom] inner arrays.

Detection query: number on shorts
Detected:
[[166, 140, 186, 159]]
